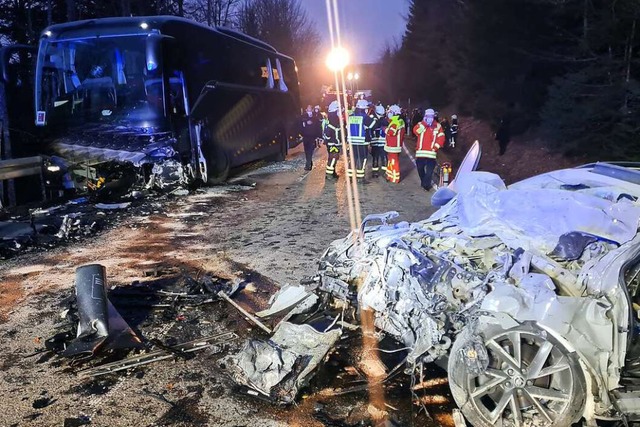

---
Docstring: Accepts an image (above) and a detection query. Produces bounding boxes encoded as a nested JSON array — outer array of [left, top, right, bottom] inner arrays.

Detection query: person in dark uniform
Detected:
[[300, 104, 322, 170], [495, 116, 511, 156], [370, 104, 388, 178], [323, 100, 342, 179]]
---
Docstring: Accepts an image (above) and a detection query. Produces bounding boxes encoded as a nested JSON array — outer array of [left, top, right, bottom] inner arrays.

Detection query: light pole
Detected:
[[354, 72, 360, 93]]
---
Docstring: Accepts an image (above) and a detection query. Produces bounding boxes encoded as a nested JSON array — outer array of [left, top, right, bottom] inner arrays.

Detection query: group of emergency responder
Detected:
[[299, 101, 459, 191]]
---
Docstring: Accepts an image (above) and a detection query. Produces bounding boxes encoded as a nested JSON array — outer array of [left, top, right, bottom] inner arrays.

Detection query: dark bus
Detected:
[[34, 16, 300, 186]]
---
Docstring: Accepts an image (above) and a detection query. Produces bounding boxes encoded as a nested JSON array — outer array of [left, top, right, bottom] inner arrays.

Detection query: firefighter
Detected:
[[370, 104, 387, 178], [450, 114, 458, 147], [440, 116, 451, 148], [300, 105, 322, 170], [413, 108, 445, 191], [384, 105, 405, 184], [347, 99, 375, 182], [323, 100, 342, 179]]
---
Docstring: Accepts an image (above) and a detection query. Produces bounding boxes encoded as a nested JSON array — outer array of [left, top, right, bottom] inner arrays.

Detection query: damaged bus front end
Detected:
[[34, 17, 300, 194]]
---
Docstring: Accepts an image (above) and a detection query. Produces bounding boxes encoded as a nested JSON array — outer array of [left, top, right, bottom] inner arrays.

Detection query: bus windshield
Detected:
[[35, 34, 168, 129]]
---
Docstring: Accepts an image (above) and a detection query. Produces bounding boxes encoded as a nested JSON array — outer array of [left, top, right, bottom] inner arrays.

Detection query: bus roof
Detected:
[[41, 16, 289, 58]]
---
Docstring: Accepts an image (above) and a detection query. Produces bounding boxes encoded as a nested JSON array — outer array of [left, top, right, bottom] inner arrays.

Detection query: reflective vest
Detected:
[[348, 110, 374, 146], [385, 116, 405, 153], [413, 120, 445, 158]]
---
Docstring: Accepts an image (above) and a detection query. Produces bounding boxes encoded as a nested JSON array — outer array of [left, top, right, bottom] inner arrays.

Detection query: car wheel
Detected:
[[448, 322, 586, 426]]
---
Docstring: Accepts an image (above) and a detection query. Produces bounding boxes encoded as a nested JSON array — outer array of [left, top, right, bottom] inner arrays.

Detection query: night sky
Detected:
[[300, 0, 410, 64]]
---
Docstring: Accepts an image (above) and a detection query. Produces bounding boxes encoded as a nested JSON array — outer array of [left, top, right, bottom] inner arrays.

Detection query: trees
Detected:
[[394, 0, 640, 159], [235, 0, 319, 66]]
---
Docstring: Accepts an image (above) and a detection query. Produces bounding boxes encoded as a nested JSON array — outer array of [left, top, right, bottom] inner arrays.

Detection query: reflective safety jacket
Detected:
[[384, 115, 405, 153], [348, 109, 374, 146], [450, 119, 458, 136], [323, 112, 342, 149], [371, 115, 388, 147], [413, 120, 445, 158]]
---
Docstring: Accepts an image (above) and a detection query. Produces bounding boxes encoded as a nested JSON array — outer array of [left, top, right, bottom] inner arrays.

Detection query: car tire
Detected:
[[448, 321, 586, 426]]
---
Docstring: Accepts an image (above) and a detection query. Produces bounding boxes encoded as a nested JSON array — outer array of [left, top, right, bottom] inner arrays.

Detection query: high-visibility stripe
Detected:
[[416, 150, 437, 158], [372, 167, 379, 172], [385, 146, 402, 153]]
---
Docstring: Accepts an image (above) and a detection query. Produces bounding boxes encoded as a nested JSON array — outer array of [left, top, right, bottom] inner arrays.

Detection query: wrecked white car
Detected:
[[314, 159, 640, 426]]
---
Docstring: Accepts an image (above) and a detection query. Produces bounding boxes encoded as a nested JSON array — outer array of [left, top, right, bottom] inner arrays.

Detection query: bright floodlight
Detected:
[[326, 47, 350, 72], [354, 72, 360, 80], [140, 22, 149, 29], [347, 72, 353, 80]]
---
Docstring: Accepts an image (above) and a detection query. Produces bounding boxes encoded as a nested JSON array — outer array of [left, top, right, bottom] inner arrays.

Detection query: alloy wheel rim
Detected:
[[466, 330, 574, 426]]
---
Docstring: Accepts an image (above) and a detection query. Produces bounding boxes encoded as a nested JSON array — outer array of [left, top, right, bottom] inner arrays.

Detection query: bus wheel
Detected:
[[206, 146, 230, 184], [272, 128, 288, 162]]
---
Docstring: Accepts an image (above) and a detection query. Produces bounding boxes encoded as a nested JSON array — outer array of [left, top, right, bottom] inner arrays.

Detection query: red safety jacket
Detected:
[[413, 120, 445, 158], [384, 116, 405, 153]]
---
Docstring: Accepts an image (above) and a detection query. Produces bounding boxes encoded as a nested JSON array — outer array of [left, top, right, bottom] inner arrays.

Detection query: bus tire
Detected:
[[206, 145, 230, 184], [272, 128, 288, 162]]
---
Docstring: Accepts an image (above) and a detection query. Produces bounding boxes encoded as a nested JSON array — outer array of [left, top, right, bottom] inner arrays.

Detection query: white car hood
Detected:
[[430, 171, 640, 253]]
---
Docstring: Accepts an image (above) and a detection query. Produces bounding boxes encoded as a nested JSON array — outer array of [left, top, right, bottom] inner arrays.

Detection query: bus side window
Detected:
[[275, 58, 288, 92]]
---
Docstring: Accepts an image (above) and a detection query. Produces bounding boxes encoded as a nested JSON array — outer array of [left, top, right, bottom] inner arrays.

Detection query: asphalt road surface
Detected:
[[0, 142, 451, 427]]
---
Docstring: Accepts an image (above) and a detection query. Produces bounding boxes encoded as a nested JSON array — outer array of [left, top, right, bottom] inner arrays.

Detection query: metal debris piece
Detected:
[[95, 202, 131, 210], [78, 332, 237, 377], [60, 264, 142, 357], [256, 284, 315, 319], [217, 291, 272, 334], [225, 322, 341, 404]]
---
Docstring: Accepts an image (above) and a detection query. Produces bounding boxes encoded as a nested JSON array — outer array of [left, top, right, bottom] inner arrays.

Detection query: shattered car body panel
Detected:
[[313, 163, 640, 424], [224, 322, 341, 404]]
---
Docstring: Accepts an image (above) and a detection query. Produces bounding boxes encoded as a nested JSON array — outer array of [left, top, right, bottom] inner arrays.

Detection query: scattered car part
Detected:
[[61, 264, 142, 357], [78, 331, 237, 378], [217, 291, 272, 334], [255, 284, 315, 319], [225, 322, 341, 404]]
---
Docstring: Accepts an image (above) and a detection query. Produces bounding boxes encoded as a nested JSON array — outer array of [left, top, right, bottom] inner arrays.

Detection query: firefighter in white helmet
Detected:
[[413, 108, 445, 191], [347, 99, 375, 182], [323, 100, 342, 179], [369, 104, 387, 178], [450, 114, 458, 147]]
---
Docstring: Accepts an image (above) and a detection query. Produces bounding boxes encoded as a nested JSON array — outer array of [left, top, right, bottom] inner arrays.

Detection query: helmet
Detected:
[[375, 105, 385, 116], [328, 100, 339, 113], [451, 114, 458, 120], [424, 108, 435, 117], [356, 99, 369, 110], [388, 105, 401, 116]]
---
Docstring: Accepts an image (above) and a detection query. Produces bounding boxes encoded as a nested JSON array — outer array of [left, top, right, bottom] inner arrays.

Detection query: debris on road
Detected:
[[225, 322, 341, 404], [59, 264, 142, 358]]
